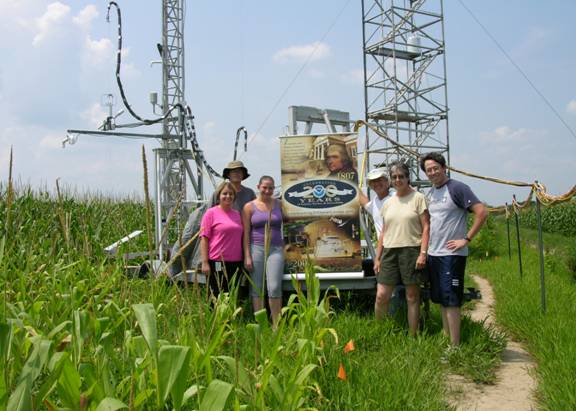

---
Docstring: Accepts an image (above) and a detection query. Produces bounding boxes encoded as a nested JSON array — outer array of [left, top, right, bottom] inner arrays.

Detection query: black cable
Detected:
[[183, 106, 222, 178], [106, 2, 221, 180], [106, 2, 182, 126]]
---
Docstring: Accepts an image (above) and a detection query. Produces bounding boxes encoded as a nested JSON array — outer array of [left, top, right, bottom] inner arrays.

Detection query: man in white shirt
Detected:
[[359, 167, 392, 238]]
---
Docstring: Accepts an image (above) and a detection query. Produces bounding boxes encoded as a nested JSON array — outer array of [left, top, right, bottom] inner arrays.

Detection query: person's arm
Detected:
[[373, 224, 385, 274], [416, 210, 430, 269], [359, 190, 369, 208], [242, 202, 254, 271], [200, 236, 210, 275], [200, 209, 213, 275], [446, 203, 488, 251]]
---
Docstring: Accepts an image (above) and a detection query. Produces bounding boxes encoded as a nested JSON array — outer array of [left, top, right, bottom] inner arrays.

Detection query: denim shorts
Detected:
[[249, 244, 284, 298]]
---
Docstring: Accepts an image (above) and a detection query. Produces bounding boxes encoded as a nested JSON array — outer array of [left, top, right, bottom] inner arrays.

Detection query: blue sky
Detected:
[[1, 0, 575, 205]]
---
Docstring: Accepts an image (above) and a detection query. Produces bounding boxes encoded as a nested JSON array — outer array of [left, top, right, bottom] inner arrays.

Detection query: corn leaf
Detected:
[[18, 338, 52, 385], [132, 304, 158, 362], [72, 310, 89, 366], [157, 345, 191, 410], [7, 379, 31, 411], [0, 322, 13, 407], [57, 356, 81, 409], [181, 384, 200, 408], [95, 397, 128, 411], [199, 379, 233, 411], [216, 356, 251, 394]]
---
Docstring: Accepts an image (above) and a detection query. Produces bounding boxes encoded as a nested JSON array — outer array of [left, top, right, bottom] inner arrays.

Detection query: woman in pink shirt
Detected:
[[200, 182, 245, 298]]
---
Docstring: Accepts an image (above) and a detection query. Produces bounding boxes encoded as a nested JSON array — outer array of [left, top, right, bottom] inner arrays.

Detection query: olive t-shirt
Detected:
[[380, 190, 427, 248]]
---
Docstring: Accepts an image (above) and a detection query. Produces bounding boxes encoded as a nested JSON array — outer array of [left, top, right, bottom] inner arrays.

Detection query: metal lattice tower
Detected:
[[361, 0, 450, 186], [162, 0, 185, 139], [154, 0, 190, 258]]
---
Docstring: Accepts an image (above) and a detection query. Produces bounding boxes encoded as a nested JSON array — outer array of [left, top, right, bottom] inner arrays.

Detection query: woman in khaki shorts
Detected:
[[373, 161, 430, 336]]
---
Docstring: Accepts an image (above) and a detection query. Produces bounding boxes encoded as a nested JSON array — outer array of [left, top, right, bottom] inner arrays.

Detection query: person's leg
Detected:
[[252, 297, 264, 312], [428, 255, 453, 340], [445, 306, 461, 345], [266, 246, 285, 327], [207, 260, 220, 299], [268, 298, 282, 327], [440, 306, 450, 338], [399, 247, 423, 336], [405, 284, 420, 336], [249, 245, 266, 314], [375, 283, 395, 320], [221, 261, 241, 294], [445, 256, 466, 345], [376, 248, 399, 320]]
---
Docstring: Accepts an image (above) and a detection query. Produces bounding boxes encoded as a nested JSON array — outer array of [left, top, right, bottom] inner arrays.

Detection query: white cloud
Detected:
[[39, 134, 64, 149], [449, 125, 570, 204], [33, 2, 71, 46], [566, 100, 576, 114], [73, 4, 98, 30], [478, 126, 541, 145], [273, 41, 331, 64], [203, 121, 217, 132], [512, 26, 554, 59], [81, 103, 107, 128], [306, 68, 325, 79], [82, 35, 113, 67], [340, 68, 364, 85]]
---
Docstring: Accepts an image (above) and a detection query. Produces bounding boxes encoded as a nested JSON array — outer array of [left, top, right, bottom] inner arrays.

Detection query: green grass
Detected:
[[469, 218, 576, 410], [0, 186, 506, 410]]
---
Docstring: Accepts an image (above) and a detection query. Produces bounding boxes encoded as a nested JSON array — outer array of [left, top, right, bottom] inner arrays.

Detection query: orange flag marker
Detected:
[[343, 339, 355, 354], [337, 363, 347, 381]]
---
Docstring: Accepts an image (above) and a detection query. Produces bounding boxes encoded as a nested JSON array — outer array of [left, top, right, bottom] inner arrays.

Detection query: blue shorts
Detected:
[[427, 255, 467, 307]]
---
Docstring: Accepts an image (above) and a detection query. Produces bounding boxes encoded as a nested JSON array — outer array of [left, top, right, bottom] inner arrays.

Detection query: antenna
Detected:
[[66, 1, 219, 261]]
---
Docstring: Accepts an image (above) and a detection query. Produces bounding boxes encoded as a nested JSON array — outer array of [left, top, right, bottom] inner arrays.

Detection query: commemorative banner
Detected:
[[280, 133, 362, 273]]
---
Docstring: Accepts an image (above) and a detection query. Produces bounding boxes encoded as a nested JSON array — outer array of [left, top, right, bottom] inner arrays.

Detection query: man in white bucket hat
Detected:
[[359, 167, 393, 237]]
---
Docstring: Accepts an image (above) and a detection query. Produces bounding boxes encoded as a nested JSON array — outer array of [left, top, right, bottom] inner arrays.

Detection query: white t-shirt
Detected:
[[426, 179, 480, 256], [364, 192, 393, 237]]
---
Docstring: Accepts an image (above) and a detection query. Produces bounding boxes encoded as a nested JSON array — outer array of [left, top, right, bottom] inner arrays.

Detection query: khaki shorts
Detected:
[[377, 246, 423, 286]]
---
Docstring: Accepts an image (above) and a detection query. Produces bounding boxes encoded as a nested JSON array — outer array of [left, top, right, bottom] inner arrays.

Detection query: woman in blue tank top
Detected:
[[242, 176, 284, 326]]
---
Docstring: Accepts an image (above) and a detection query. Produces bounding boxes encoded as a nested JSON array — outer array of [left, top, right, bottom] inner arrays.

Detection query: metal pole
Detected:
[[513, 195, 523, 279], [506, 202, 511, 260], [535, 186, 547, 314]]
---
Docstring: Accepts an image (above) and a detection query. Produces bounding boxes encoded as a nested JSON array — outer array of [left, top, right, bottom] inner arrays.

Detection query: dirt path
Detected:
[[447, 275, 537, 411]]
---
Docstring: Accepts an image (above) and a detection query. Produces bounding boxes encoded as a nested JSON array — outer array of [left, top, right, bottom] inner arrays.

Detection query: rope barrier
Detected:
[[353, 120, 576, 211]]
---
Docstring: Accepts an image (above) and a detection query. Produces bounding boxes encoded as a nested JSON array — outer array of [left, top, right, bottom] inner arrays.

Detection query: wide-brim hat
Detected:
[[223, 160, 250, 180], [367, 167, 388, 182]]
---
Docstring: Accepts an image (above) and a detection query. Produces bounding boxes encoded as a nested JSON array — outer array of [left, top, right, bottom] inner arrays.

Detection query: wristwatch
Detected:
[[464, 236, 472, 242]]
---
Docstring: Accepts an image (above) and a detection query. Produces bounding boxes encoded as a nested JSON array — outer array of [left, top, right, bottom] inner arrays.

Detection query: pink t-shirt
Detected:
[[200, 206, 243, 262]]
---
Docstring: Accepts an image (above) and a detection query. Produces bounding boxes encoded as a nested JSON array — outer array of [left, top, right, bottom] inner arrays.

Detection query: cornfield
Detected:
[[0, 184, 509, 410], [517, 200, 576, 237]]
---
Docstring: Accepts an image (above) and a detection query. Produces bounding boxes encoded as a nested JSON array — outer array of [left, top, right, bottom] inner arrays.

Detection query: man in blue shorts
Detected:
[[420, 152, 488, 346]]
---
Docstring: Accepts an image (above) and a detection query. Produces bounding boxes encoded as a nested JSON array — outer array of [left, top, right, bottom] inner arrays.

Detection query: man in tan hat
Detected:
[[213, 160, 255, 211], [359, 167, 392, 237]]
